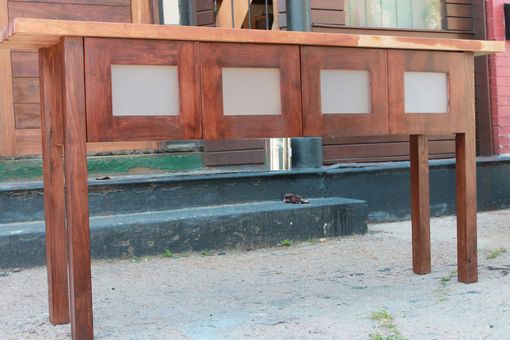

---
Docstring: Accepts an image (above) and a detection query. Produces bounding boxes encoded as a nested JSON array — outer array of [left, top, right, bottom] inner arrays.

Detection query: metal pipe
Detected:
[[265, 0, 269, 30], [231, 0, 235, 28], [178, 0, 196, 26], [264, 138, 292, 171], [285, 0, 311, 32], [248, 0, 252, 29]]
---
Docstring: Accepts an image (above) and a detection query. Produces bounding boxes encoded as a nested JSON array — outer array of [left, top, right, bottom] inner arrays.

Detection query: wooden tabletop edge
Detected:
[[0, 18, 506, 54]]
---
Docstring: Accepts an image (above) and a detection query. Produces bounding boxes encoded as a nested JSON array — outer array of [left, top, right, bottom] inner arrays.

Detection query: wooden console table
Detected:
[[1, 18, 504, 339]]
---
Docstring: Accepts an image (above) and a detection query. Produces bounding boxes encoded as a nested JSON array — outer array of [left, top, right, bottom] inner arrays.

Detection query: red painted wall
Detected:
[[487, 0, 510, 154]]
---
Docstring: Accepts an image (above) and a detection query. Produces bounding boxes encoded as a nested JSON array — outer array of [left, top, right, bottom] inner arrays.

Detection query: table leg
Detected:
[[455, 132, 478, 283], [40, 46, 69, 325], [410, 135, 431, 274], [62, 37, 94, 339]]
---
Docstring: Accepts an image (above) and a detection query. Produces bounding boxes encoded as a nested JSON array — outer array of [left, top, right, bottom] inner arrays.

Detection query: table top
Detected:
[[0, 18, 505, 55]]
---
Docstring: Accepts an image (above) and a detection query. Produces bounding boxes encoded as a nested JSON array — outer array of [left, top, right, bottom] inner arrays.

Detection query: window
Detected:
[[345, 0, 442, 30]]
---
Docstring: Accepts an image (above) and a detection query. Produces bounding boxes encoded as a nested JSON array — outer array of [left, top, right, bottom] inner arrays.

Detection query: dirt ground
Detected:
[[1, 209, 509, 340]]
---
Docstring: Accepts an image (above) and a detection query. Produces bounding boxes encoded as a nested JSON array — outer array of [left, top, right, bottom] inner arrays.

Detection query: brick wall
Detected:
[[487, 0, 510, 154]]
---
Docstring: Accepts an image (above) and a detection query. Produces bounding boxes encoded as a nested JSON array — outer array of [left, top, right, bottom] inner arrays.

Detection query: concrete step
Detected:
[[0, 197, 367, 269], [2, 157, 510, 225]]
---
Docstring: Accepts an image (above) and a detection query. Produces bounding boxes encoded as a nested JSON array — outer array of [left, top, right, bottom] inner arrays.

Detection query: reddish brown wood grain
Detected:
[[12, 77, 40, 103], [84, 38, 202, 142], [14, 103, 41, 128], [410, 134, 431, 274], [8, 2, 131, 23], [301, 46, 389, 138], [62, 37, 94, 339], [456, 133, 478, 283], [456, 52, 478, 283], [11, 51, 39, 77], [201, 42, 302, 140], [39, 42, 69, 325], [388, 50, 468, 135]]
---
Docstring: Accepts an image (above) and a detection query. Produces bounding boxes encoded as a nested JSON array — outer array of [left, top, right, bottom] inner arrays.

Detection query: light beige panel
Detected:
[[162, 0, 180, 24], [404, 72, 448, 113], [111, 65, 179, 116], [320, 70, 371, 114], [222, 67, 282, 116]]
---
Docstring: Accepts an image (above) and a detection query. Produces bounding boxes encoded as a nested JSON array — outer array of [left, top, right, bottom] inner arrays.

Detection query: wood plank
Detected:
[[446, 17, 473, 31], [196, 10, 214, 26], [323, 134, 455, 145], [39, 43, 69, 325], [323, 139, 455, 159], [446, 4, 473, 18], [14, 103, 40, 128], [204, 149, 264, 166], [12, 77, 40, 103], [62, 36, 94, 339], [446, 0, 472, 4], [410, 135, 431, 275], [11, 51, 39, 77], [204, 139, 265, 152], [10, 0, 130, 5], [14, 129, 41, 154], [8, 2, 132, 22], [216, 0, 252, 28], [455, 52, 478, 284], [131, 0, 152, 24], [311, 0, 343, 10], [0, 0, 16, 156], [195, 0, 213, 12], [1, 18, 504, 55], [456, 132, 478, 283], [311, 9, 344, 26]]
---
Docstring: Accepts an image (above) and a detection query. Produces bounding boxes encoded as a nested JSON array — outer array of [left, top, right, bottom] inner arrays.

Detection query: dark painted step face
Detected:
[[0, 197, 367, 268]]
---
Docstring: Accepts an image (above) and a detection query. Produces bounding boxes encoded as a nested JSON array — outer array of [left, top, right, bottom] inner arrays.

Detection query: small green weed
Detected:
[[279, 239, 293, 247], [440, 270, 457, 287], [370, 310, 406, 340], [162, 249, 174, 258], [201, 249, 211, 256], [371, 310, 394, 326], [487, 247, 507, 260]]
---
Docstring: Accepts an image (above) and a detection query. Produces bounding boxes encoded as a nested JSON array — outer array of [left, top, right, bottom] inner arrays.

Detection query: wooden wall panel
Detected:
[[13, 78, 40, 103], [11, 0, 129, 5], [0, 0, 16, 156], [8, 2, 132, 22], [11, 52, 39, 77], [195, 0, 215, 27], [15, 103, 40, 129], [444, 1, 474, 32]]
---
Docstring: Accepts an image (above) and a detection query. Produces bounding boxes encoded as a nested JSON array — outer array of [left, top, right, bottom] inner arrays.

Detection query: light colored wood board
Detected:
[[13, 77, 40, 103], [15, 103, 41, 129], [0, 0, 15, 156], [0, 18, 505, 54], [14, 128, 41, 155], [131, 0, 152, 24]]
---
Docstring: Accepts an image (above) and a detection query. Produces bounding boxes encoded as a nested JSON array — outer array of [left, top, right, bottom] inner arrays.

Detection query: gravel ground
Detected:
[[1, 209, 510, 340]]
